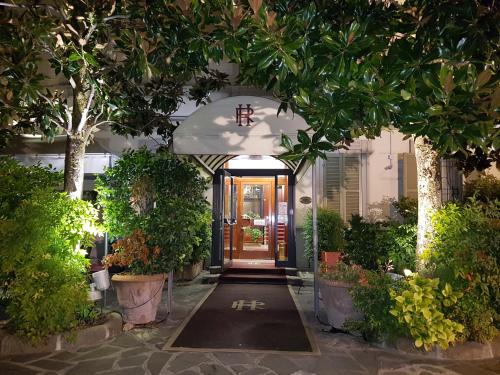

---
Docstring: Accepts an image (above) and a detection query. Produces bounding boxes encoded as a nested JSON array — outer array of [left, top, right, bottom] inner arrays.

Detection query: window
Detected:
[[324, 154, 361, 220]]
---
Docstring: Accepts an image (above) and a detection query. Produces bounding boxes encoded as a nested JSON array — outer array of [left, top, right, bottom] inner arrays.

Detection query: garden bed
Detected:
[[0, 312, 122, 355], [377, 335, 500, 360]]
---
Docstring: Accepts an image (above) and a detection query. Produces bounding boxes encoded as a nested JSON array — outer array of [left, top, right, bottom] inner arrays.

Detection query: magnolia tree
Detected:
[[234, 0, 499, 262], [0, 0, 229, 198]]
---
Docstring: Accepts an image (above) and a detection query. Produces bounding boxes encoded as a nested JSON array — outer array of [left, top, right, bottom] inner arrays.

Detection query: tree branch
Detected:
[[76, 85, 95, 133]]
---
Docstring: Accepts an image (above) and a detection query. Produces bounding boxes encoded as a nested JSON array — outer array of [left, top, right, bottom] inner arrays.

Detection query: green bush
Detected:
[[343, 215, 391, 270], [464, 174, 500, 203], [0, 190, 100, 343], [303, 207, 345, 262], [189, 208, 212, 264], [392, 196, 418, 223], [96, 148, 211, 273], [345, 271, 404, 342], [0, 157, 62, 218], [386, 223, 417, 274], [390, 275, 464, 351], [424, 199, 500, 342]]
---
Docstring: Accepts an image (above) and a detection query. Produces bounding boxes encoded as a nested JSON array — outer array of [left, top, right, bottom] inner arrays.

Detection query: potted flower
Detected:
[[96, 148, 211, 323], [304, 207, 345, 266], [175, 209, 212, 281], [104, 230, 166, 324], [319, 261, 365, 329]]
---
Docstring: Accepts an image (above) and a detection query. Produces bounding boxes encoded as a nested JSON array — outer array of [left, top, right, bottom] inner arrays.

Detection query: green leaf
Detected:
[[401, 89, 411, 100], [281, 52, 298, 75], [83, 52, 98, 67], [297, 130, 310, 146], [68, 52, 81, 62]]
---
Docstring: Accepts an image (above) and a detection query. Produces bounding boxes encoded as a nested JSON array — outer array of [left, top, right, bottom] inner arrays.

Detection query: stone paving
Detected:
[[1, 275, 499, 375]]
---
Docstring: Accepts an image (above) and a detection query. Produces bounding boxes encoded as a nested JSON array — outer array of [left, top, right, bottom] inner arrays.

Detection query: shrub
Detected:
[[303, 207, 345, 262], [0, 156, 62, 218], [0, 190, 100, 343], [320, 261, 365, 284], [424, 199, 500, 342], [392, 196, 418, 223], [389, 275, 464, 351], [464, 174, 500, 203], [96, 148, 211, 273], [343, 215, 391, 270], [386, 223, 417, 274], [345, 271, 404, 342]]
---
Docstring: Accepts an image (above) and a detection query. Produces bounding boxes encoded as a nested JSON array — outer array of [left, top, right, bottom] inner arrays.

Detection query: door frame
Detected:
[[212, 168, 296, 268]]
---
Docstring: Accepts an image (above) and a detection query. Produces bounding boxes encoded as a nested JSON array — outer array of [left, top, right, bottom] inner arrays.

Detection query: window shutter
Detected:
[[324, 154, 360, 220], [343, 155, 360, 219], [402, 153, 418, 199], [325, 156, 341, 212]]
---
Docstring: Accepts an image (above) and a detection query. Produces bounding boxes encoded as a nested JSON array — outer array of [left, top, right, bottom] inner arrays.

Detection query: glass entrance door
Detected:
[[223, 174, 236, 268], [215, 169, 295, 268]]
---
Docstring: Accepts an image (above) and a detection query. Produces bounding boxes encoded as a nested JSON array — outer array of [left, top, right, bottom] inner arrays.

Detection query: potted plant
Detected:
[[304, 207, 345, 266], [175, 209, 212, 281], [103, 230, 167, 324], [319, 261, 365, 329], [96, 148, 210, 324]]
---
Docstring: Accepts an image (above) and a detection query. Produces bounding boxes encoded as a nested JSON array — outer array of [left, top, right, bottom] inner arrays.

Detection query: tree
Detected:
[[0, 0, 229, 198], [233, 0, 499, 262]]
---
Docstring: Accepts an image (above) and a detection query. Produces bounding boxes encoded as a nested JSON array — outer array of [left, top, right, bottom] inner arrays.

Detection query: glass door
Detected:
[[223, 173, 237, 268], [239, 180, 274, 260], [275, 175, 289, 267]]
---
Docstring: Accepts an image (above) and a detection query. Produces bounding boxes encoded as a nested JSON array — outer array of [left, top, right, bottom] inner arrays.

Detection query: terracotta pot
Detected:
[[319, 278, 363, 329], [111, 273, 166, 324], [175, 261, 203, 281], [321, 251, 342, 266]]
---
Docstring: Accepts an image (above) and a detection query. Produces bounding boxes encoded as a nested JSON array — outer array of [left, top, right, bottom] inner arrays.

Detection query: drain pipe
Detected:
[[312, 159, 319, 319]]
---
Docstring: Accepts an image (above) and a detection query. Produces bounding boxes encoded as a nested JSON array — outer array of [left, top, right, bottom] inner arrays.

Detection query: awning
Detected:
[[173, 96, 309, 157]]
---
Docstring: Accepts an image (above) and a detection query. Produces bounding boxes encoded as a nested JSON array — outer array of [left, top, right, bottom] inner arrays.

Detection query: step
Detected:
[[219, 273, 287, 285], [223, 267, 286, 275]]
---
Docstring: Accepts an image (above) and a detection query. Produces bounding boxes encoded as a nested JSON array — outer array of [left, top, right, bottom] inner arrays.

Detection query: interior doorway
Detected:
[[213, 168, 295, 269]]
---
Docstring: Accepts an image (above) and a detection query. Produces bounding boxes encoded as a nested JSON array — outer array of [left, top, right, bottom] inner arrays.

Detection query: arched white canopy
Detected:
[[173, 96, 309, 156]]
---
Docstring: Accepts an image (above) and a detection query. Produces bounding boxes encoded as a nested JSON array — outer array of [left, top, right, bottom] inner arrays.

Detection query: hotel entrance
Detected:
[[213, 168, 296, 269]]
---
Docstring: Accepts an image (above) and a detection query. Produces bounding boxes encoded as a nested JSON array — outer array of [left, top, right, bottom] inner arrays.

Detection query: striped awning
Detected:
[[192, 154, 301, 174]]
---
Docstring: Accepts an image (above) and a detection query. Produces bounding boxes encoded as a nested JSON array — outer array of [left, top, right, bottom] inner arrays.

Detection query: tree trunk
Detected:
[[414, 136, 442, 269], [64, 133, 88, 199]]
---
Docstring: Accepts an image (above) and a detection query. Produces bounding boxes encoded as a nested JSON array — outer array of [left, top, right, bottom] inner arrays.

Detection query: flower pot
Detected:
[[175, 261, 203, 281], [319, 278, 363, 329], [111, 273, 166, 324], [321, 251, 342, 266]]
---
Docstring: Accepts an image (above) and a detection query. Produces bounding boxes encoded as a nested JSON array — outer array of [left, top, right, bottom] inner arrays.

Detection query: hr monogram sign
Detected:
[[236, 104, 254, 126], [231, 299, 265, 311]]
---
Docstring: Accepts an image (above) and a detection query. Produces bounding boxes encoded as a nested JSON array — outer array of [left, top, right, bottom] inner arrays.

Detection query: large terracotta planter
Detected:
[[112, 273, 166, 324], [319, 278, 363, 329]]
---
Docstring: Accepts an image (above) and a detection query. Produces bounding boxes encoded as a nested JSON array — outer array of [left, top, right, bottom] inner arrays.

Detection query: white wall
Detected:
[[364, 129, 413, 221]]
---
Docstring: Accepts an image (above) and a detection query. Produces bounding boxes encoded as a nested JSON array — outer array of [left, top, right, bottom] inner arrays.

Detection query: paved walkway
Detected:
[[1, 276, 499, 375]]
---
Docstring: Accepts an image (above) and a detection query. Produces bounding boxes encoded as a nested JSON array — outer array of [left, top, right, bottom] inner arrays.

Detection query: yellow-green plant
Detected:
[[390, 275, 464, 351]]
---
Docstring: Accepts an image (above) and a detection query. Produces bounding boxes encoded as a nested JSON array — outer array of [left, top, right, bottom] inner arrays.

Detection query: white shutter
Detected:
[[324, 154, 360, 220]]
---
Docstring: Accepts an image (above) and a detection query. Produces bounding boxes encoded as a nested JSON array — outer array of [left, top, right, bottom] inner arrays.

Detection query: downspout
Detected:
[[312, 159, 319, 319]]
